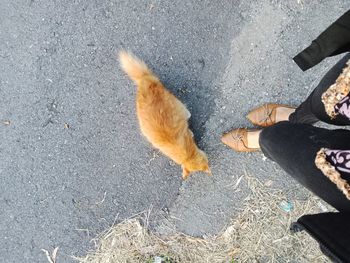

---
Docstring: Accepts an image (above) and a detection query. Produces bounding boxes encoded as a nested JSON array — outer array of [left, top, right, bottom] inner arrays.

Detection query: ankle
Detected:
[[276, 107, 295, 122], [247, 130, 262, 149]]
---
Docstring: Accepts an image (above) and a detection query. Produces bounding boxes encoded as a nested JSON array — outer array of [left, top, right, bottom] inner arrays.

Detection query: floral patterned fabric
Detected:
[[334, 95, 350, 120], [315, 148, 350, 200], [321, 59, 350, 119], [325, 149, 350, 174]]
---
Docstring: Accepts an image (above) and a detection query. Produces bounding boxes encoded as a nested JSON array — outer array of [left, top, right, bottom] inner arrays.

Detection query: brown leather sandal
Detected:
[[246, 103, 295, 127], [221, 128, 260, 152]]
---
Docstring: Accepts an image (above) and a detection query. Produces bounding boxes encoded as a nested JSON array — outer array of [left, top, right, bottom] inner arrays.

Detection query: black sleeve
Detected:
[[293, 10, 350, 71], [295, 212, 350, 261]]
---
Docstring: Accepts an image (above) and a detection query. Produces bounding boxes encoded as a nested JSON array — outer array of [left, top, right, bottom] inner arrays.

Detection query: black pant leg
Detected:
[[259, 121, 350, 212], [289, 53, 350, 125]]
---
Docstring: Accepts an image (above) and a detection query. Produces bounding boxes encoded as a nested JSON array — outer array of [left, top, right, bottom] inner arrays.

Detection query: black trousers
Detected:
[[259, 54, 350, 212]]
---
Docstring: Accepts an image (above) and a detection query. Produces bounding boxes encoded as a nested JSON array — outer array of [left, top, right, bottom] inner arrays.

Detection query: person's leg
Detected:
[[289, 53, 350, 125], [259, 121, 350, 212]]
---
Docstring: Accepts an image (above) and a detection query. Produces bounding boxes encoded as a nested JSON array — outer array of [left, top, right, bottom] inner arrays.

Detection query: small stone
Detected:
[[64, 123, 70, 129], [3, 120, 10, 126]]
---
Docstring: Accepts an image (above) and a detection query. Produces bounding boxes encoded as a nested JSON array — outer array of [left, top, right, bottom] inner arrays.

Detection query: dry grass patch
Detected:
[[77, 176, 331, 263]]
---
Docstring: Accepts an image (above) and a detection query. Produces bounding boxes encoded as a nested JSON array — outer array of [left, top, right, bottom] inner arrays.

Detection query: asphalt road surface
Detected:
[[0, 0, 348, 262]]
